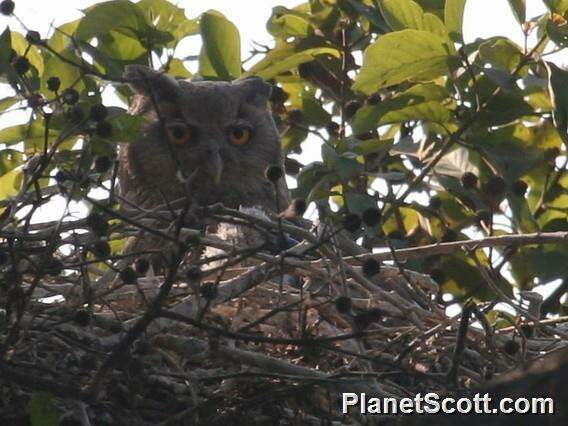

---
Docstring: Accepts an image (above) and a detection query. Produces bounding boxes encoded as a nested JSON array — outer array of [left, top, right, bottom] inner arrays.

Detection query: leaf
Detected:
[[267, 7, 314, 38], [40, 50, 83, 96], [0, 96, 18, 113], [353, 29, 457, 94], [543, 0, 568, 15], [247, 47, 339, 80], [0, 27, 11, 74], [76, 0, 149, 41], [546, 16, 568, 48], [380, 0, 449, 40], [478, 37, 523, 72], [107, 110, 145, 143], [544, 61, 568, 137], [507, 0, 526, 25], [444, 0, 466, 42], [352, 83, 452, 133], [28, 392, 59, 426], [0, 149, 23, 175], [137, 0, 198, 48], [11, 31, 44, 74], [165, 58, 192, 78], [0, 168, 22, 201], [198, 10, 241, 80]]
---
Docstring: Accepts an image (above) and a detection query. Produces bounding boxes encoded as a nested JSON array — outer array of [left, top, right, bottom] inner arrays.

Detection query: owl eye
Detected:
[[229, 125, 252, 146], [166, 123, 193, 145]]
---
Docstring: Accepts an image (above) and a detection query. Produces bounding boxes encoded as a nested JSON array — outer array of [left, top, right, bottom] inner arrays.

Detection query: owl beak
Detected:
[[211, 151, 223, 186]]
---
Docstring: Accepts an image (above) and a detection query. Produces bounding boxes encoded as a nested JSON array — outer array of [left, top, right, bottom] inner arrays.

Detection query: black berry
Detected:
[[287, 108, 303, 124], [0, 0, 15, 15], [502, 339, 520, 355], [367, 92, 382, 105], [119, 267, 137, 285], [12, 56, 30, 75], [344, 100, 362, 120], [265, 165, 283, 182], [476, 209, 492, 226], [343, 213, 362, 232], [200, 282, 218, 300], [362, 208, 381, 227], [326, 121, 340, 137], [25, 30, 41, 44], [95, 121, 113, 138], [54, 170, 70, 184], [460, 172, 478, 190], [511, 179, 528, 197], [62, 88, 79, 105], [269, 85, 288, 104], [46, 76, 61, 92], [483, 175, 506, 197], [134, 258, 150, 275], [429, 196, 442, 210], [362, 258, 381, 277], [91, 240, 110, 258], [335, 296, 352, 314], [93, 155, 112, 173], [66, 106, 84, 125], [89, 104, 108, 122]]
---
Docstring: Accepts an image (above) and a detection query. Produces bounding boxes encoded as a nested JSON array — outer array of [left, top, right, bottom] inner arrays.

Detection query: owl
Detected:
[[118, 65, 290, 268]]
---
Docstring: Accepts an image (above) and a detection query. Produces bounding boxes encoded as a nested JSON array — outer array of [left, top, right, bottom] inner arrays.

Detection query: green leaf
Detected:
[[267, 7, 314, 38], [544, 61, 568, 137], [543, 0, 568, 14], [380, 0, 449, 39], [444, 0, 467, 42], [28, 392, 59, 426], [76, 0, 149, 41], [0, 96, 18, 113], [0, 168, 22, 201], [0, 27, 11, 74], [247, 46, 339, 80], [546, 16, 568, 48], [507, 0, 526, 25], [40, 50, 83, 96], [107, 110, 145, 143], [478, 37, 523, 72], [165, 58, 192, 78], [11, 31, 44, 74], [0, 149, 23, 175], [199, 10, 241, 80], [137, 0, 198, 48], [353, 83, 452, 133], [353, 29, 457, 94]]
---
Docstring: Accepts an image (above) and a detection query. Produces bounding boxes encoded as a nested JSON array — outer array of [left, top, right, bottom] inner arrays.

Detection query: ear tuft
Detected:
[[237, 76, 272, 108], [123, 65, 180, 100]]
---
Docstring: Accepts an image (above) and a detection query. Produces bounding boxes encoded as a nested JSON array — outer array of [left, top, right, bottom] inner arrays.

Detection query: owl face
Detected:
[[122, 66, 284, 209]]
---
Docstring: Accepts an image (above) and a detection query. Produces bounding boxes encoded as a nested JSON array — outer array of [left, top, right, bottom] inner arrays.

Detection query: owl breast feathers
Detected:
[[118, 65, 289, 214]]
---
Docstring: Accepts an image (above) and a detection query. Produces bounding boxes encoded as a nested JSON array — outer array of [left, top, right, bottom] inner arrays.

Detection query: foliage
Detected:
[[1, 0, 568, 423]]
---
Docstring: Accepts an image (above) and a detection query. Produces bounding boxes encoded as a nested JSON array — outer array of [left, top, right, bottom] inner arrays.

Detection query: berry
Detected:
[[12, 56, 30, 75], [326, 121, 340, 137], [73, 309, 91, 327], [86, 213, 109, 237], [441, 229, 458, 242], [25, 30, 41, 44], [476, 209, 492, 226], [460, 172, 478, 190], [27, 93, 44, 109], [119, 267, 137, 285], [0, 0, 15, 15], [287, 108, 303, 124], [511, 179, 528, 197], [95, 121, 113, 138], [269, 85, 288, 104], [361, 208, 381, 227], [89, 104, 108, 122], [46, 76, 61, 92], [429, 268, 445, 284], [367, 92, 382, 105], [185, 266, 202, 282], [483, 175, 506, 197], [62, 88, 79, 105], [66, 106, 84, 125], [343, 213, 362, 233], [502, 339, 520, 355], [291, 198, 307, 216], [335, 296, 352, 314], [200, 282, 218, 300], [265, 165, 283, 182], [93, 155, 112, 173], [54, 170, 70, 183], [344, 100, 362, 120], [362, 258, 381, 277], [429, 196, 442, 210], [520, 324, 534, 339], [134, 258, 150, 275], [91, 240, 110, 258]]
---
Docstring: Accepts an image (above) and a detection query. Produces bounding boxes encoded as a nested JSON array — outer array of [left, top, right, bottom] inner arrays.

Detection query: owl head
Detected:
[[122, 65, 286, 210]]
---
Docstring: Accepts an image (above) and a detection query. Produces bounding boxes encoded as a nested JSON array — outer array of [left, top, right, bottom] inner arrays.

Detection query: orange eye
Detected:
[[166, 123, 193, 145], [229, 125, 251, 146]]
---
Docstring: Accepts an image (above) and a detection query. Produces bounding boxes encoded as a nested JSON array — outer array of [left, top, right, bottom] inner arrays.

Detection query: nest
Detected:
[[1, 202, 567, 425]]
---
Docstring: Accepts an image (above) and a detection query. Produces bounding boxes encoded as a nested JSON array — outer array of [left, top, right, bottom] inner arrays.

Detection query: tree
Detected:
[[0, 0, 567, 423]]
